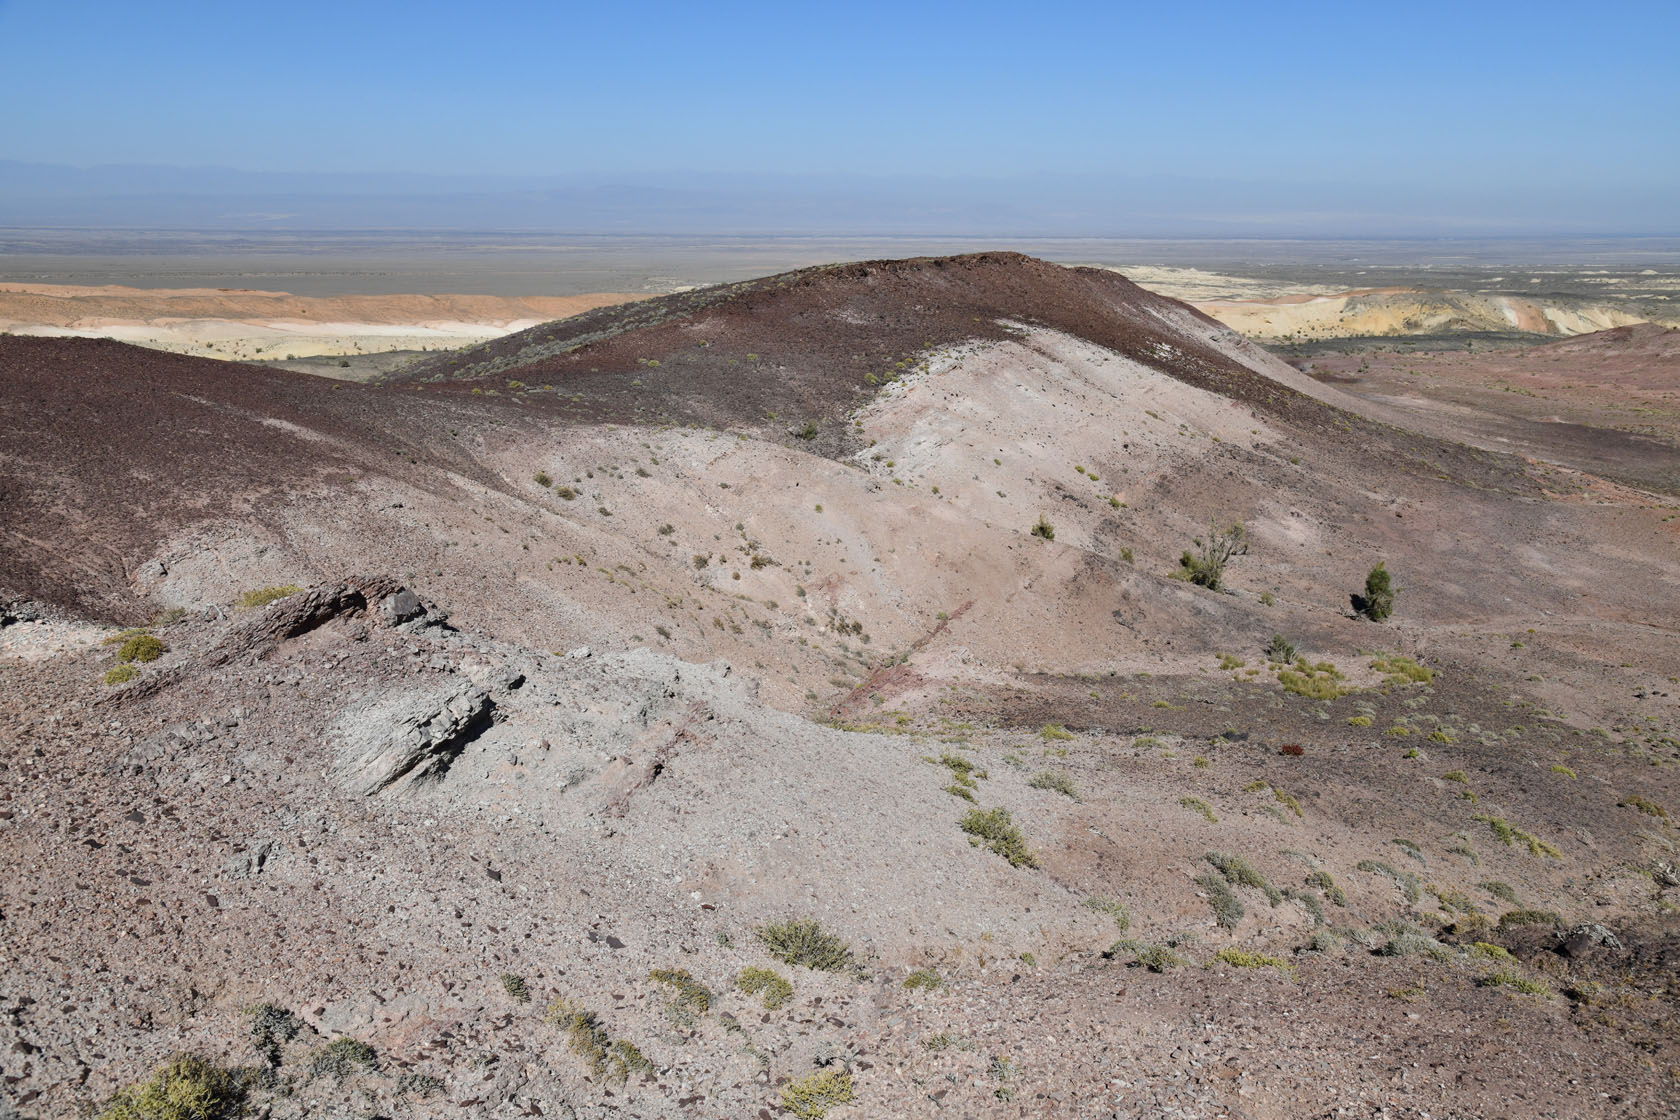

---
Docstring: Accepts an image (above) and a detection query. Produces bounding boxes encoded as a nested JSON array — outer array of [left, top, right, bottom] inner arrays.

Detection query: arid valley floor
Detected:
[[2, 247, 1678, 1120]]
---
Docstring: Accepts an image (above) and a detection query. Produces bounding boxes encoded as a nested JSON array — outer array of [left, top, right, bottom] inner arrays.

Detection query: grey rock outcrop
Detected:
[[333, 677, 491, 795]]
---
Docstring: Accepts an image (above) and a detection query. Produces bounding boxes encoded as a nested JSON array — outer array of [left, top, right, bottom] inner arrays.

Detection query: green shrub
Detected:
[[1106, 940, 1188, 971], [246, 1003, 301, 1065], [1620, 795, 1669, 819], [757, 918, 856, 972], [1306, 869, 1347, 907], [1213, 947, 1295, 975], [105, 664, 140, 685], [1480, 881, 1520, 904], [309, 1037, 378, 1081], [1031, 515, 1055, 541], [1197, 873, 1244, 929], [1496, 909, 1561, 930], [1266, 634, 1297, 662], [1028, 770, 1080, 798], [795, 421, 819, 440], [782, 1068, 855, 1119], [1475, 814, 1561, 858], [1206, 851, 1282, 904], [1179, 796, 1218, 823], [650, 968, 712, 1016], [236, 585, 302, 611], [1040, 723, 1074, 742], [1355, 562, 1397, 620], [1371, 654, 1434, 684], [533, 470, 552, 487], [1084, 896, 1132, 931], [111, 632, 167, 663], [97, 1054, 246, 1120], [1171, 521, 1248, 590], [499, 972, 531, 1003], [960, 807, 1039, 868], [555, 485, 578, 500], [737, 966, 793, 1009], [545, 999, 651, 1085], [902, 968, 942, 991], [1480, 969, 1550, 996]]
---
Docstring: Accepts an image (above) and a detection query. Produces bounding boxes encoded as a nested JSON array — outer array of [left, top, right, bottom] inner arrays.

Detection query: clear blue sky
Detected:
[[1, 0, 1675, 228]]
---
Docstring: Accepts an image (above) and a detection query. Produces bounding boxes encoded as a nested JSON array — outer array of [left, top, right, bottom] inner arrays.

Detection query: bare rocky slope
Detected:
[[2, 254, 1678, 1120]]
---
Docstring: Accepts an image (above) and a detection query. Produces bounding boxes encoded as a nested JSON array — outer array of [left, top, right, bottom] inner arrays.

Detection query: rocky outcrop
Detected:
[[332, 677, 492, 796]]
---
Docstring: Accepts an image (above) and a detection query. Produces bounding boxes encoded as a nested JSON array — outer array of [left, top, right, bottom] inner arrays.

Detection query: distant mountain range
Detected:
[[2, 161, 1673, 237]]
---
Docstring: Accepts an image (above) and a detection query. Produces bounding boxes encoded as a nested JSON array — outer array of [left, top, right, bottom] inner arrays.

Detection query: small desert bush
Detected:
[[533, 470, 552, 487], [1355, 562, 1397, 621], [902, 968, 942, 991], [1084, 896, 1132, 931], [960, 807, 1039, 868], [1307, 869, 1347, 907], [1179, 796, 1218, 823], [737, 966, 793, 1009], [246, 1002, 301, 1065], [1197, 873, 1244, 929], [1620, 795, 1669, 819], [97, 1054, 246, 1120], [1107, 940, 1188, 972], [1171, 521, 1248, 590], [1475, 814, 1561, 858], [545, 998, 652, 1085], [1030, 515, 1055, 541], [1206, 851, 1282, 904], [1480, 880, 1520, 905], [1040, 723, 1074, 742], [1480, 969, 1550, 996], [236, 585, 302, 611], [115, 632, 168, 663], [757, 918, 856, 972], [555, 485, 578, 500], [1028, 770, 1079, 798], [1496, 908, 1561, 930], [782, 1068, 855, 1119], [1277, 659, 1350, 700], [105, 664, 140, 686], [499, 972, 531, 1003], [1266, 634, 1297, 662], [309, 1037, 378, 1081], [1212, 947, 1295, 976], [1371, 654, 1433, 685], [650, 968, 712, 1015]]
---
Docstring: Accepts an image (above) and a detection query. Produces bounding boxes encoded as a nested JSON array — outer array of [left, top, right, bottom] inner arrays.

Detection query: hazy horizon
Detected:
[[2, 1, 1676, 239]]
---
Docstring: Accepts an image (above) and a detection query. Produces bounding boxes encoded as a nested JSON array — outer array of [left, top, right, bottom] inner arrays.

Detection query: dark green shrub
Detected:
[[1354, 562, 1397, 620], [1031, 515, 1055, 541]]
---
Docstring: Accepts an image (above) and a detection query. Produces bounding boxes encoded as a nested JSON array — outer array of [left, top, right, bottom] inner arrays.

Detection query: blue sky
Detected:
[[1, 0, 1676, 233]]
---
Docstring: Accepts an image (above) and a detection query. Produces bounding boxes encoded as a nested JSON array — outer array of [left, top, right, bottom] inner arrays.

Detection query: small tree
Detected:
[[1173, 521, 1248, 591], [1354, 562, 1397, 620]]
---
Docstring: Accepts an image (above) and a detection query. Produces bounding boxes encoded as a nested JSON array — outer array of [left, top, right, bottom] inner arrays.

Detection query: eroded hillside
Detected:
[[3, 254, 1677, 1120]]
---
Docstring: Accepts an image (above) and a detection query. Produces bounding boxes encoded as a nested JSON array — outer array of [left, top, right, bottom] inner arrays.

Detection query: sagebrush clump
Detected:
[[97, 1055, 246, 1120], [781, 1068, 856, 1119], [737, 966, 793, 1009], [960, 807, 1039, 868], [756, 918, 856, 972], [236, 585, 302, 611], [1172, 520, 1248, 590]]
